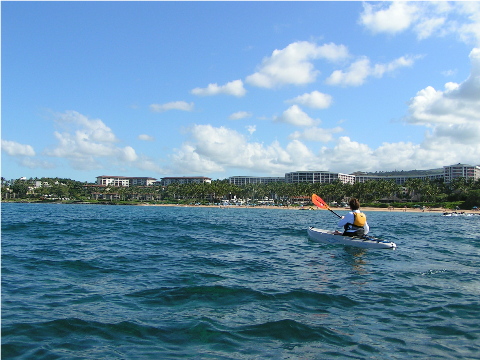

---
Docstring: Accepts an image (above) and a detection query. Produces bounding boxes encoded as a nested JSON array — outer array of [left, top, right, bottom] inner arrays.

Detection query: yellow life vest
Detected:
[[353, 212, 366, 227]]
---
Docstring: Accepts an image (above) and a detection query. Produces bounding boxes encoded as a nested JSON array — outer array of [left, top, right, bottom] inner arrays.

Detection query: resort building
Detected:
[[96, 176, 157, 187], [94, 163, 480, 188], [160, 176, 212, 186], [285, 171, 355, 184], [96, 176, 131, 187], [228, 176, 285, 186], [354, 171, 444, 185], [444, 163, 480, 183], [129, 177, 157, 186]]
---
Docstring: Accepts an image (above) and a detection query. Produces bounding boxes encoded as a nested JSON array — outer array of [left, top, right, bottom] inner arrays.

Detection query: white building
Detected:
[[285, 171, 355, 184], [161, 176, 212, 186], [444, 163, 480, 183], [354, 173, 444, 185], [129, 177, 157, 186], [96, 176, 157, 187], [228, 176, 285, 186]]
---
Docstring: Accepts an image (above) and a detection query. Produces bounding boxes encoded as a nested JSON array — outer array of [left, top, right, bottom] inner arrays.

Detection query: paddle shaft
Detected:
[[328, 208, 342, 219]]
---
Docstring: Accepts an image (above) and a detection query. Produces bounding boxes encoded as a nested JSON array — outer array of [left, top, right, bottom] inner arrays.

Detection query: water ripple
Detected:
[[2, 203, 480, 359]]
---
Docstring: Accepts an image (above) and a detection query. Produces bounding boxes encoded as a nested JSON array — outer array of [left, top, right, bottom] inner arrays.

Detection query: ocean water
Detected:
[[2, 203, 479, 360]]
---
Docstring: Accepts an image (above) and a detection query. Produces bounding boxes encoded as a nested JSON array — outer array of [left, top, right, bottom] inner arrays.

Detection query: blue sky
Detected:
[[2, 1, 480, 182]]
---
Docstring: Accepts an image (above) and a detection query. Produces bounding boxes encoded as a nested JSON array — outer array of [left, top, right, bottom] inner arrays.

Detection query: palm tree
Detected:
[[404, 178, 423, 201]]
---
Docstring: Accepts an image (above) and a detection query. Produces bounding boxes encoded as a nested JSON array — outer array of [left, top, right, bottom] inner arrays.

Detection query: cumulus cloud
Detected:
[[191, 80, 246, 97], [274, 105, 318, 127], [245, 41, 349, 88], [171, 124, 319, 175], [150, 101, 194, 112], [167, 45, 480, 175], [360, 2, 480, 45], [229, 111, 252, 120], [54, 110, 118, 143], [2, 139, 55, 170], [406, 48, 480, 127], [120, 146, 138, 162], [1, 140, 36, 157], [326, 55, 418, 87], [359, 2, 418, 34], [457, 2, 480, 45], [138, 134, 155, 141], [44, 111, 142, 171], [286, 91, 333, 109]]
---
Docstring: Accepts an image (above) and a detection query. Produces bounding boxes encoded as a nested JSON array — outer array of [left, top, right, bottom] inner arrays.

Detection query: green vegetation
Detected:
[[2, 176, 480, 210]]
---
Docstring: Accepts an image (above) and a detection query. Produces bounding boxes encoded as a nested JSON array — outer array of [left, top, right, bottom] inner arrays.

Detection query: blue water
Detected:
[[2, 203, 480, 359]]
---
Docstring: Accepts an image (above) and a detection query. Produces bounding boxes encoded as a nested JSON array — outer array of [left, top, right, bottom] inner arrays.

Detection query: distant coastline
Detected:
[[3, 200, 479, 215]]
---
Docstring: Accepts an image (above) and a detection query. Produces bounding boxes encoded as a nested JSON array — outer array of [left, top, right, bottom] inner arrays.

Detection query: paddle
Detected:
[[311, 194, 342, 218]]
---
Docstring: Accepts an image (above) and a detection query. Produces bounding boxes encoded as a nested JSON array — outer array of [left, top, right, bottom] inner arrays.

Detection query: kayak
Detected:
[[307, 227, 397, 249]]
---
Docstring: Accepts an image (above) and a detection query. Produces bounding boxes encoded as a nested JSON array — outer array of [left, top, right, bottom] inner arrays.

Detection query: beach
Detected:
[[139, 203, 480, 214]]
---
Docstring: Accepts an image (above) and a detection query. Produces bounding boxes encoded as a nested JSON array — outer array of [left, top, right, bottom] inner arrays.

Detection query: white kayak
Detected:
[[307, 227, 397, 249]]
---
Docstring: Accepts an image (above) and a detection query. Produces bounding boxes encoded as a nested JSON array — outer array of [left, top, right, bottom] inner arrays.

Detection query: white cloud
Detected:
[[167, 44, 480, 176], [359, 2, 419, 35], [286, 91, 333, 109], [246, 125, 256, 135], [245, 41, 349, 88], [289, 126, 343, 143], [415, 17, 446, 40], [44, 111, 143, 171], [171, 124, 318, 175], [191, 79, 246, 97], [360, 2, 480, 45], [326, 57, 370, 87], [326, 55, 418, 87], [120, 146, 138, 162], [171, 143, 225, 174], [55, 110, 118, 143], [1, 140, 36, 157], [229, 111, 252, 120], [457, 2, 480, 45], [274, 105, 318, 127], [406, 48, 480, 127], [150, 101, 194, 112], [138, 134, 155, 141]]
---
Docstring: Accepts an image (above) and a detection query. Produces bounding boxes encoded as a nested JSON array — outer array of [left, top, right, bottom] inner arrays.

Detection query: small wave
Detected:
[[126, 286, 358, 312], [238, 318, 355, 346], [273, 289, 359, 309], [127, 285, 272, 306], [427, 324, 477, 340]]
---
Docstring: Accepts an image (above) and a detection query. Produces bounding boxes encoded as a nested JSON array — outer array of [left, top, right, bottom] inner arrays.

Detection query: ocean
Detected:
[[2, 203, 479, 359]]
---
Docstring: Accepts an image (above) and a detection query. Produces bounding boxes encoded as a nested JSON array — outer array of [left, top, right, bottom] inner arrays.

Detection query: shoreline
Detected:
[[141, 203, 480, 214], [3, 200, 479, 214]]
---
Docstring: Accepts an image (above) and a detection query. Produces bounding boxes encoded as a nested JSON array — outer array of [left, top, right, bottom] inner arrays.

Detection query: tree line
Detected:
[[2, 176, 480, 209]]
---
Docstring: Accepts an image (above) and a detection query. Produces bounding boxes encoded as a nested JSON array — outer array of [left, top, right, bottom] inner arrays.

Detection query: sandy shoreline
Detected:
[[140, 203, 480, 214], [4, 200, 478, 214]]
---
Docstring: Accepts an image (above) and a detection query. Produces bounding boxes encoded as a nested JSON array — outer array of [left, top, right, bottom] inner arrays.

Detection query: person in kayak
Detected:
[[336, 198, 369, 237]]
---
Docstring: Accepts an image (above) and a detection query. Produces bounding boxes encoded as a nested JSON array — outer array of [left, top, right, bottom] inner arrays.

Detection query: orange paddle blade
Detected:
[[312, 194, 330, 210]]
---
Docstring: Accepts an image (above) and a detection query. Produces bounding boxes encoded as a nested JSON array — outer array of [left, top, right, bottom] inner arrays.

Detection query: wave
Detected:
[[126, 285, 359, 313]]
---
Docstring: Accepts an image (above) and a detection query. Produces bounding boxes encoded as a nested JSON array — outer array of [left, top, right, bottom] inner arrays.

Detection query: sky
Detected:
[[2, 1, 480, 183]]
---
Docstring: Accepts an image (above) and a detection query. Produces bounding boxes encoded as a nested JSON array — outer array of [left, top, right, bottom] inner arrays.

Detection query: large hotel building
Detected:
[[96, 163, 480, 187], [228, 163, 479, 186]]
